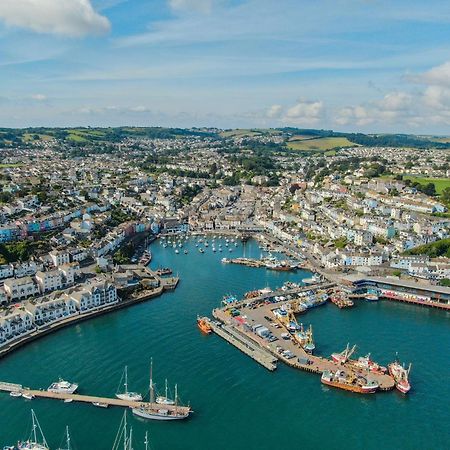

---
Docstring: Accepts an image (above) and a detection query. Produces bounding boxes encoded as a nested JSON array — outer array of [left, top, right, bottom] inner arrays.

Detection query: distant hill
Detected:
[[278, 128, 450, 149], [1, 126, 450, 150]]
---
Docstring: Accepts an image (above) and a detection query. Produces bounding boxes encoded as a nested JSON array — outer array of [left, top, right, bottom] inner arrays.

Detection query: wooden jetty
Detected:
[[0, 382, 191, 415]]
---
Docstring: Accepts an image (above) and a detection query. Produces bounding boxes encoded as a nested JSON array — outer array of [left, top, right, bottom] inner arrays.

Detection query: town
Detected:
[[0, 127, 449, 352]]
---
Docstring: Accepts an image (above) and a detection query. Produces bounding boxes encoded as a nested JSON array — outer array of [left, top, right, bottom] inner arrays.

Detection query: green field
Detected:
[[287, 136, 356, 151], [403, 176, 450, 195], [220, 129, 281, 138], [0, 163, 23, 168]]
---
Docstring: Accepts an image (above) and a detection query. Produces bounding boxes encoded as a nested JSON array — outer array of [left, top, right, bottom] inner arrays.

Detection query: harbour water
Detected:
[[0, 238, 449, 449]]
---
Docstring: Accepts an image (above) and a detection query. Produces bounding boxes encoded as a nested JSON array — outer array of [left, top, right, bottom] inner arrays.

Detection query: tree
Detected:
[[423, 183, 436, 197], [442, 187, 450, 204]]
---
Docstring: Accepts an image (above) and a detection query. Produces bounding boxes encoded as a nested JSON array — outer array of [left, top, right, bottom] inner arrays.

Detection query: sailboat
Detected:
[[132, 359, 190, 421], [56, 426, 72, 450], [4, 410, 49, 450], [112, 411, 134, 450], [156, 379, 175, 406], [116, 366, 143, 401]]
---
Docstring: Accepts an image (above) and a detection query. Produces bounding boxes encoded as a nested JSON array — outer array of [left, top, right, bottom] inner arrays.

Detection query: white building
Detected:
[[49, 250, 71, 267], [0, 309, 34, 344], [4, 277, 40, 301], [35, 270, 64, 294]]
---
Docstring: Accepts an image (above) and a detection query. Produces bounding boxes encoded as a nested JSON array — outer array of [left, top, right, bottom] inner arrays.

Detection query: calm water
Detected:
[[0, 238, 449, 449]]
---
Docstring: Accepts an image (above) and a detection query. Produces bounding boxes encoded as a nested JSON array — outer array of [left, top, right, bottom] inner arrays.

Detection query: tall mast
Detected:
[[128, 427, 133, 450], [66, 426, 71, 450], [32, 410, 38, 443], [175, 383, 178, 412], [144, 432, 149, 450], [124, 366, 128, 394], [149, 358, 154, 403], [165, 378, 168, 399], [123, 411, 127, 450]]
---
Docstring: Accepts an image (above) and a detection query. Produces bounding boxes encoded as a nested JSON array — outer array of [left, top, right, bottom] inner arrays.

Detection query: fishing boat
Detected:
[[199, 248, 204, 253], [197, 316, 212, 334], [4, 410, 50, 450], [175, 249, 179, 254], [353, 353, 387, 374], [116, 366, 143, 401], [156, 379, 175, 405], [132, 360, 190, 421], [331, 344, 357, 364], [184, 249, 188, 254], [9, 390, 22, 398], [321, 370, 379, 394], [388, 357, 412, 394], [303, 325, 315, 354], [63, 398, 73, 403], [47, 378, 78, 394]]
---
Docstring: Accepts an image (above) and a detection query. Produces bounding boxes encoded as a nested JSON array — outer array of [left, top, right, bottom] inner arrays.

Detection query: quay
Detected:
[[211, 283, 395, 392], [0, 267, 179, 360], [221, 257, 300, 271], [208, 318, 277, 371], [0, 382, 191, 415]]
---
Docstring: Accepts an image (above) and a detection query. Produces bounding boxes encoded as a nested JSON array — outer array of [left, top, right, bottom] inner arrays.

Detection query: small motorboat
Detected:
[[22, 392, 35, 400], [92, 402, 109, 408]]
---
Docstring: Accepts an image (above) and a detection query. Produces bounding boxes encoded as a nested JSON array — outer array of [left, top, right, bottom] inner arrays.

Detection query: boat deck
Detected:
[[0, 383, 191, 414]]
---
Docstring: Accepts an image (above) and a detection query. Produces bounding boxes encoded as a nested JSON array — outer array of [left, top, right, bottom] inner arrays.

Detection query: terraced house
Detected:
[[0, 309, 34, 344]]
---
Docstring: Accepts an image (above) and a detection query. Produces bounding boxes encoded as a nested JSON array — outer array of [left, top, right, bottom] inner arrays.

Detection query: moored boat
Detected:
[[47, 378, 78, 394], [156, 379, 175, 405], [353, 353, 387, 374], [4, 409, 50, 450], [331, 344, 357, 364], [388, 358, 411, 394], [131, 360, 190, 421], [92, 402, 109, 408], [321, 370, 379, 394], [22, 392, 35, 400], [197, 316, 212, 334], [116, 366, 143, 402]]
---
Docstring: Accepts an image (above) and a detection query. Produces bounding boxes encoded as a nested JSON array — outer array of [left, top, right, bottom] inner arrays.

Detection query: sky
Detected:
[[1, 0, 450, 133]]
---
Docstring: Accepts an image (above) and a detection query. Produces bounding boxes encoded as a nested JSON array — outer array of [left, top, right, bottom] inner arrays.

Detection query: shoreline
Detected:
[[0, 282, 177, 360]]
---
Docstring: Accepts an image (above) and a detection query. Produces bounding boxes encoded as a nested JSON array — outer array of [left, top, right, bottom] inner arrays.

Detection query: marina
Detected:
[[0, 237, 448, 449], [0, 382, 191, 418]]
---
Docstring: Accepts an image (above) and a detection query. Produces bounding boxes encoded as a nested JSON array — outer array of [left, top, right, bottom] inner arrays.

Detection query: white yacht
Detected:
[[156, 379, 175, 405], [116, 366, 143, 402], [4, 410, 49, 450], [47, 378, 78, 394]]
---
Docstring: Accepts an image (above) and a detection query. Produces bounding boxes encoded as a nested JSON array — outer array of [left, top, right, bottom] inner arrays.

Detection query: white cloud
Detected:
[[168, 0, 223, 14], [30, 94, 47, 101], [377, 92, 413, 111], [266, 104, 282, 118], [283, 100, 324, 125], [0, 0, 110, 37], [411, 61, 450, 88]]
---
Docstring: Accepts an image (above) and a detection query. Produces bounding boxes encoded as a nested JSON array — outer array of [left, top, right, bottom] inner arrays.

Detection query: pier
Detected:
[[208, 318, 277, 371], [211, 284, 395, 392], [0, 382, 191, 415]]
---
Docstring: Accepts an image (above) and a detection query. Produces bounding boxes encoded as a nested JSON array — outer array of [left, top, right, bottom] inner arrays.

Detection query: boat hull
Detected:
[[132, 408, 189, 421], [321, 378, 377, 394]]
